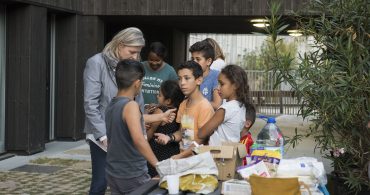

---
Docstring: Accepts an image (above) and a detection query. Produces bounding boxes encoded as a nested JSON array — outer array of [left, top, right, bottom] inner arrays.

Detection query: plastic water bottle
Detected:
[[256, 116, 284, 156]]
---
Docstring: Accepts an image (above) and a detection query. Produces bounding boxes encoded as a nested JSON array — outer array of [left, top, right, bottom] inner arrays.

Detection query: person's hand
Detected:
[[162, 108, 177, 124], [154, 133, 171, 145], [145, 104, 158, 114], [100, 138, 108, 149], [145, 123, 152, 131], [171, 153, 183, 159], [214, 88, 221, 96], [367, 121, 370, 129], [152, 175, 160, 180]]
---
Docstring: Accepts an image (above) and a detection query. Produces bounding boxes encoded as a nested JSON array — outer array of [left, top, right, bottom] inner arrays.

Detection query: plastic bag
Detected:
[[159, 174, 218, 194], [156, 152, 219, 194], [277, 157, 327, 186]]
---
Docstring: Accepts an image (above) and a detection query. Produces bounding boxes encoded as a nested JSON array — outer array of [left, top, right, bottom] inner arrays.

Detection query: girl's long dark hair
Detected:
[[220, 65, 250, 107], [160, 80, 185, 109]]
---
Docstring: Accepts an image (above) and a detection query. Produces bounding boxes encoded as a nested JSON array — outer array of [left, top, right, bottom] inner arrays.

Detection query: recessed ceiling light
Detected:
[[287, 30, 303, 37], [250, 19, 270, 28], [252, 23, 270, 28], [250, 19, 269, 23]]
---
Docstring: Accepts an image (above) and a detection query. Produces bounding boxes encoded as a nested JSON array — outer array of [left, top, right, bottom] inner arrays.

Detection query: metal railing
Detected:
[[246, 70, 300, 115]]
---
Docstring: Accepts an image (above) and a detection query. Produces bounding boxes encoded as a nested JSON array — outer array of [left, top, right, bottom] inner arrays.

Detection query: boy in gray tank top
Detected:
[[105, 59, 158, 194]]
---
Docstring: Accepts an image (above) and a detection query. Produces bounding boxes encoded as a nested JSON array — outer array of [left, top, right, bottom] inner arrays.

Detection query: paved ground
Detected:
[[0, 115, 332, 194], [0, 141, 92, 194]]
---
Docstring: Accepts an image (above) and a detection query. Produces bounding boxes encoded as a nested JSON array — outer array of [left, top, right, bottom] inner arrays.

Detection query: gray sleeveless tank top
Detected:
[[105, 96, 147, 178]]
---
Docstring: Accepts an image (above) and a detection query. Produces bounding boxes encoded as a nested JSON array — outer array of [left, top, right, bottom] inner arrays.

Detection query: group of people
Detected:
[[83, 27, 256, 195]]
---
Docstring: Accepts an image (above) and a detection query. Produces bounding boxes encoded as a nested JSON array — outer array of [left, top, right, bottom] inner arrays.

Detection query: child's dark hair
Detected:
[[189, 40, 215, 61], [149, 42, 167, 59], [115, 59, 145, 89], [160, 80, 185, 109], [220, 65, 250, 107], [245, 103, 256, 127], [177, 60, 203, 79]]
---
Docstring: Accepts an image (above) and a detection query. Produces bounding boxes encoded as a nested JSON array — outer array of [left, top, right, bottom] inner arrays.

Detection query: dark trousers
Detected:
[[106, 172, 151, 195], [88, 140, 107, 195]]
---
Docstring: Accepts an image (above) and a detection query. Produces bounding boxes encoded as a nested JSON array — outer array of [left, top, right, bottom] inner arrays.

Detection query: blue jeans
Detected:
[[88, 140, 107, 195]]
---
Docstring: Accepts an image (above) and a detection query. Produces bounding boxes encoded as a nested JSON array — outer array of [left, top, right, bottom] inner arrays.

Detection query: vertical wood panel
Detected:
[[55, 15, 104, 140], [193, 0, 201, 15], [260, 0, 268, 15], [12, 0, 81, 13], [29, 6, 47, 150], [223, 0, 230, 15], [172, 29, 187, 69], [6, 5, 47, 154], [55, 14, 78, 139], [149, 0, 161, 15], [213, 0, 224, 15], [184, 0, 193, 15], [138, 0, 148, 15], [160, 0, 167, 15], [166, 0, 175, 15], [94, 0, 107, 15], [230, 0, 240, 15], [245, 0, 253, 14], [81, 0, 93, 14], [76, 16, 105, 139]]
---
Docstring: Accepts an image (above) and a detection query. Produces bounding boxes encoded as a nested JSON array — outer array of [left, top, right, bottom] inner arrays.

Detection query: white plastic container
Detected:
[[166, 174, 179, 194]]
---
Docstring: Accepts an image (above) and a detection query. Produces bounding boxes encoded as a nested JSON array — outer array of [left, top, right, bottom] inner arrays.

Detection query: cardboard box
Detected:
[[197, 142, 247, 181], [221, 179, 251, 195]]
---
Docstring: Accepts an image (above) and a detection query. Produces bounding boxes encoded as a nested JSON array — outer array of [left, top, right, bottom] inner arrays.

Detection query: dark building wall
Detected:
[[6, 4, 47, 154], [82, 0, 307, 16], [171, 29, 187, 69], [76, 16, 105, 139], [55, 15, 104, 140], [7, 0, 307, 16], [54, 14, 79, 139], [6, 0, 82, 13]]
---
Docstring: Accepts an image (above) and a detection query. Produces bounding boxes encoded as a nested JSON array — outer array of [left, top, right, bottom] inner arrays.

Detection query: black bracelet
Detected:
[[168, 134, 175, 143]]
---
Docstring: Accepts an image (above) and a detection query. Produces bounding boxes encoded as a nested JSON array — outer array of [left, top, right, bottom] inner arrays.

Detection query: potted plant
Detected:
[[265, 0, 370, 194]]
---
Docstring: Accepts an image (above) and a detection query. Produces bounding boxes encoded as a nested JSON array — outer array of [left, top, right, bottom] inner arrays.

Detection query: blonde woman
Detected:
[[83, 27, 175, 195], [205, 38, 226, 71]]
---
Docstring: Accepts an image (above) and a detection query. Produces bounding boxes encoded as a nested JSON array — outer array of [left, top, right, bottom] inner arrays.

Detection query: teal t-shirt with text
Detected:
[[141, 61, 178, 104]]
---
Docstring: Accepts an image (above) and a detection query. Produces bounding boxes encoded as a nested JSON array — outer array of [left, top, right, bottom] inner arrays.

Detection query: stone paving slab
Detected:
[[0, 158, 92, 195], [10, 164, 65, 174]]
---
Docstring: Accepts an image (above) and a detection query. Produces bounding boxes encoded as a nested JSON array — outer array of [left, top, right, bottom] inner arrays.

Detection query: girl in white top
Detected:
[[198, 65, 251, 146], [205, 38, 226, 71]]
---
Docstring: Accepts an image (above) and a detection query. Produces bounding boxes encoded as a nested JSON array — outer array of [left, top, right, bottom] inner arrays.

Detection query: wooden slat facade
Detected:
[[7, 0, 82, 13], [6, 4, 47, 154], [0, 0, 307, 154], [81, 0, 306, 16], [5, 0, 308, 16]]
